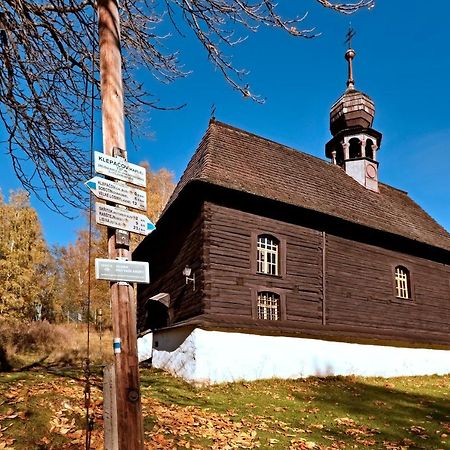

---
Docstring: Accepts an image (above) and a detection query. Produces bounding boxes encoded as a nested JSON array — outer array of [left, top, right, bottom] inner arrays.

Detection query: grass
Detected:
[[0, 370, 97, 449], [1, 367, 447, 449], [0, 321, 448, 450], [0, 320, 113, 370], [140, 369, 450, 449]]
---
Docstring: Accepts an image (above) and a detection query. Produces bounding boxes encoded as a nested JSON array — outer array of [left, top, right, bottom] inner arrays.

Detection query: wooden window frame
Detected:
[[257, 235, 279, 275], [251, 231, 286, 278], [251, 287, 286, 321], [391, 264, 414, 302]]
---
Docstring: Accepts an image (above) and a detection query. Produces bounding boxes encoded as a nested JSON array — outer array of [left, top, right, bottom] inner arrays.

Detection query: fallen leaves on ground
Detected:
[[408, 424, 429, 439], [0, 371, 449, 449], [142, 397, 260, 449], [0, 373, 104, 449], [333, 416, 379, 447]]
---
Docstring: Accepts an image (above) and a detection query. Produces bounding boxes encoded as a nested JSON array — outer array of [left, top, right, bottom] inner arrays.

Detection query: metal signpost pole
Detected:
[[97, 1, 144, 448]]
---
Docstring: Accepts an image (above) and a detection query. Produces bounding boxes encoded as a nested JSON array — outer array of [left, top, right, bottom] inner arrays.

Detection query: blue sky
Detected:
[[1, 1, 449, 246]]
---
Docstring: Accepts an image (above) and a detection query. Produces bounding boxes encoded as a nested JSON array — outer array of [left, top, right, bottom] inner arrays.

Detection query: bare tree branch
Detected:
[[0, 0, 374, 214]]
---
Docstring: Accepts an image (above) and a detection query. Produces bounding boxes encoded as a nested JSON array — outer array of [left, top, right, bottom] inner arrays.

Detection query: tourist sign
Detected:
[[95, 203, 155, 236], [85, 176, 147, 211], [94, 151, 146, 187], [95, 258, 150, 283]]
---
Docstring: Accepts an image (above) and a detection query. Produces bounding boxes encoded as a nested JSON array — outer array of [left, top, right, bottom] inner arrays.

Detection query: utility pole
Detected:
[[97, 1, 144, 448]]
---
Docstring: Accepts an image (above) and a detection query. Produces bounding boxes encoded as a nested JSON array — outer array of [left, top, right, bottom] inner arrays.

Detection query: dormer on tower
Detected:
[[325, 46, 382, 192]]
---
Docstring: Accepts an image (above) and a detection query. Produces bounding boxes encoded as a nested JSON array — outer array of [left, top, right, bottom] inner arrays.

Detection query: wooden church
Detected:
[[134, 47, 450, 383]]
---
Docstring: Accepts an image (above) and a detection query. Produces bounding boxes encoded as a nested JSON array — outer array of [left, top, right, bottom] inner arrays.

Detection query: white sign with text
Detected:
[[94, 151, 146, 187], [95, 203, 155, 236], [85, 176, 147, 211]]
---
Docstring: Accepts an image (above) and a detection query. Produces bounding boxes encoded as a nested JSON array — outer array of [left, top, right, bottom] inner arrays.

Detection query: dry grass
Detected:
[[0, 319, 113, 370]]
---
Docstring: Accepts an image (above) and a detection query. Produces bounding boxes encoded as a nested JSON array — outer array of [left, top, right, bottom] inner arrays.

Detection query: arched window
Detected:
[[395, 266, 411, 299], [349, 138, 361, 159], [335, 143, 344, 166], [257, 291, 280, 320], [365, 139, 374, 159], [257, 235, 279, 275]]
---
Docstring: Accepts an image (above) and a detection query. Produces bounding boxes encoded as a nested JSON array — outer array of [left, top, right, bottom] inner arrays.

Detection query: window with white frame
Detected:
[[257, 235, 279, 275], [257, 291, 280, 320], [395, 266, 411, 299]]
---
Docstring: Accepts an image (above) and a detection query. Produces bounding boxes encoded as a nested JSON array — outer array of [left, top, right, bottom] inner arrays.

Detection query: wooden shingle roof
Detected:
[[166, 120, 450, 252]]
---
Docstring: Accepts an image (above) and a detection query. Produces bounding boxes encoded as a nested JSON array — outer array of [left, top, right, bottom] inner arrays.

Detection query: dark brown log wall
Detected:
[[326, 234, 450, 334], [203, 202, 450, 339], [203, 202, 323, 323], [135, 200, 205, 330], [135, 184, 450, 346]]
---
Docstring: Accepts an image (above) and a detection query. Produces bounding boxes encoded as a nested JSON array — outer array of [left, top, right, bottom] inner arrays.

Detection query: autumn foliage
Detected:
[[0, 164, 174, 372], [0, 190, 54, 321]]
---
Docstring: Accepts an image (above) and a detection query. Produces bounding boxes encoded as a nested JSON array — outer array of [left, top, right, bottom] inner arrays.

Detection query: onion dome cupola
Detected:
[[325, 45, 382, 192]]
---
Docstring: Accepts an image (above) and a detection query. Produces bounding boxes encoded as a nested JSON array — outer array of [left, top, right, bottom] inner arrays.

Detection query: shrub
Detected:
[[0, 319, 112, 370]]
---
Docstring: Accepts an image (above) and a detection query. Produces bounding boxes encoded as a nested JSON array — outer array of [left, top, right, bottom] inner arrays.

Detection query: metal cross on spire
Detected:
[[345, 25, 356, 49], [344, 25, 356, 90]]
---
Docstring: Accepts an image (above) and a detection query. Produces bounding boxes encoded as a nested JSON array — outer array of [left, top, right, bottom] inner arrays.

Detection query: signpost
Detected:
[[94, 151, 146, 187], [95, 203, 155, 236], [97, 1, 146, 446], [95, 259, 150, 284], [85, 176, 147, 211]]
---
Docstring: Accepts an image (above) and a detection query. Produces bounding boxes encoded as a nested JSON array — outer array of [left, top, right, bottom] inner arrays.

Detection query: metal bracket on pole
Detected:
[[115, 228, 130, 246], [113, 146, 126, 159]]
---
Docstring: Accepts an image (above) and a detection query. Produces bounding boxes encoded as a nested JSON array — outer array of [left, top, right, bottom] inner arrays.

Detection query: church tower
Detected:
[[325, 44, 382, 192]]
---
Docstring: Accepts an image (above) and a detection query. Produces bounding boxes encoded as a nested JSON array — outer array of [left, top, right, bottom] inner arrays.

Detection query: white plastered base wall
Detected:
[[137, 327, 450, 384]]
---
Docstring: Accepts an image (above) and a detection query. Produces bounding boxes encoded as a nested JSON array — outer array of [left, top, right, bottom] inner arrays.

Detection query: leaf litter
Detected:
[[0, 370, 449, 449]]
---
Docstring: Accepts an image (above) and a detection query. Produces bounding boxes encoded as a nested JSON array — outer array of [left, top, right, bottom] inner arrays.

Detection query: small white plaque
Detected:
[[95, 258, 150, 284]]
